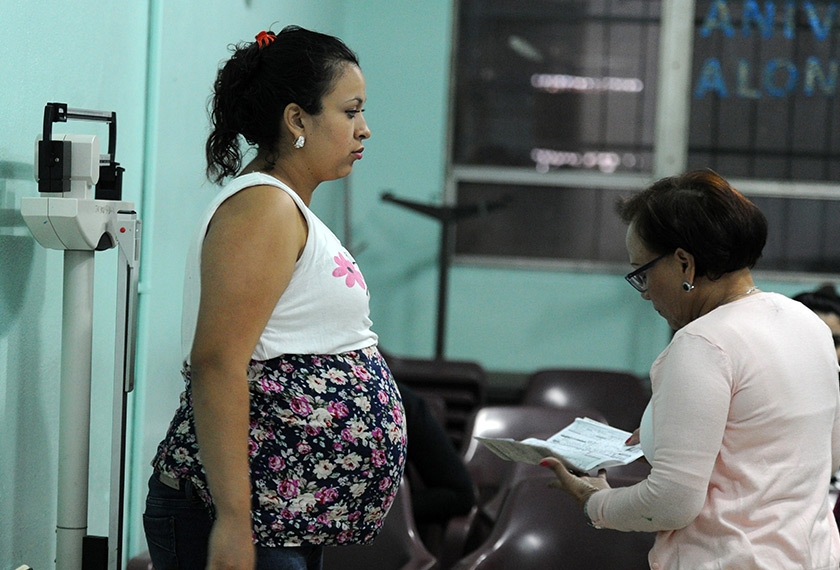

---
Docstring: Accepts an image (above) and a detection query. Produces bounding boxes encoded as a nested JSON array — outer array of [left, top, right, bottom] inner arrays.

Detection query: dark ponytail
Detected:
[[205, 25, 359, 184]]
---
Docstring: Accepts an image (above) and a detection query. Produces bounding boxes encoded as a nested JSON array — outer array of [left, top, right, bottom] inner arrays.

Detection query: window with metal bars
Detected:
[[453, 0, 659, 173], [449, 0, 840, 276]]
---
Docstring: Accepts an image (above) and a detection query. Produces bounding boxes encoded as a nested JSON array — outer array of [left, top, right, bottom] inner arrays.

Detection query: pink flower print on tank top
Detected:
[[332, 251, 366, 289]]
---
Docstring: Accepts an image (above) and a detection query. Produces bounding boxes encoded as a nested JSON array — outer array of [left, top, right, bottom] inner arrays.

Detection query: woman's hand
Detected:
[[624, 428, 650, 464], [539, 458, 610, 508], [206, 515, 256, 570]]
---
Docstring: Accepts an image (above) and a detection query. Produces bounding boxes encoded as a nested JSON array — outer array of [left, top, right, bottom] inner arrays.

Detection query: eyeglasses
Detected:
[[625, 254, 666, 293]]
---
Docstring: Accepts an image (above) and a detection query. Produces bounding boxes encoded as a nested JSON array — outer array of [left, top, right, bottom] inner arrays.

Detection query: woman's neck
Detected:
[[240, 152, 315, 205], [695, 269, 758, 318]]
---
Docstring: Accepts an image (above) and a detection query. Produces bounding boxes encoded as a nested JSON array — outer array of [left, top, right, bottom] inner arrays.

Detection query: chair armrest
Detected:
[[437, 505, 480, 569]]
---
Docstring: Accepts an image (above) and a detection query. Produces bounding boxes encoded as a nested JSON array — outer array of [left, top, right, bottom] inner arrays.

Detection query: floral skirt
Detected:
[[151, 345, 406, 547]]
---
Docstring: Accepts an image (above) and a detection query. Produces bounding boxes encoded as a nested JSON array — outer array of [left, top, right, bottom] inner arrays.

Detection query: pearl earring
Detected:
[[294, 135, 305, 149]]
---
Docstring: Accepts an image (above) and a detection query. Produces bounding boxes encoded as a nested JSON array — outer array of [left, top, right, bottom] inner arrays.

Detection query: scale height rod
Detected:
[[56, 249, 95, 570]]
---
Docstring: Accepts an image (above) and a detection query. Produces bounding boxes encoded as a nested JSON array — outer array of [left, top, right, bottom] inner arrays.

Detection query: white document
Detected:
[[475, 416, 644, 475]]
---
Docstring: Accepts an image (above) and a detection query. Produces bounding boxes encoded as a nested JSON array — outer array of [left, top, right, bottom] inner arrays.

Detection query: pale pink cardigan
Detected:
[[588, 292, 840, 569]]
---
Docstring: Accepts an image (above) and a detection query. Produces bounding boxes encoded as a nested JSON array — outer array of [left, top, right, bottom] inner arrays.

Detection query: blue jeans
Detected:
[[143, 473, 324, 570]]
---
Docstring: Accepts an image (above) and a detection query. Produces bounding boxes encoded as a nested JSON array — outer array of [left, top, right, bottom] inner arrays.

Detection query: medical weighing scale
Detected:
[[20, 102, 142, 570]]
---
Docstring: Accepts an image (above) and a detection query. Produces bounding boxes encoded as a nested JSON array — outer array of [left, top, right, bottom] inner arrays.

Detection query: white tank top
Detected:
[[181, 172, 378, 361]]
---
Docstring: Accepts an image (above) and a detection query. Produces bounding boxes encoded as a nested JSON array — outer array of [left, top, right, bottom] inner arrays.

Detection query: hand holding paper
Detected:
[[540, 456, 610, 509], [475, 416, 643, 475]]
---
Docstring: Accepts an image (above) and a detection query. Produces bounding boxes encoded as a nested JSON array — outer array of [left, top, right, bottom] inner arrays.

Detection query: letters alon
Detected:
[[695, 1, 840, 98]]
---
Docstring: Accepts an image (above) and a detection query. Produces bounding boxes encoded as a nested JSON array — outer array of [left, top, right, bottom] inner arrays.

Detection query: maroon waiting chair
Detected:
[[451, 476, 655, 570], [523, 369, 650, 432], [383, 352, 487, 451]]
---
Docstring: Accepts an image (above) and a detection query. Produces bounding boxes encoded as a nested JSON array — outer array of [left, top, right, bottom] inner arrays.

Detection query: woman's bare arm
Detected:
[[190, 186, 306, 569]]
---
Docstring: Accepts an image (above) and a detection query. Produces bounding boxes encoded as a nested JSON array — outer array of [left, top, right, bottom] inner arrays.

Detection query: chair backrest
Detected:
[[385, 353, 487, 450], [451, 476, 655, 570], [322, 477, 438, 570], [461, 406, 607, 506], [469, 447, 649, 557], [523, 369, 650, 432]]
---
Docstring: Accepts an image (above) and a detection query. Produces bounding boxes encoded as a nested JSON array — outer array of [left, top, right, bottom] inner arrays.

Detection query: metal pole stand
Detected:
[[381, 192, 509, 359]]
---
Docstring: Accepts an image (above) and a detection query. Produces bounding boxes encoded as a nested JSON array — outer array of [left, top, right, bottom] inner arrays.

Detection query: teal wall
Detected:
[[0, 0, 829, 566], [1, 1, 149, 566]]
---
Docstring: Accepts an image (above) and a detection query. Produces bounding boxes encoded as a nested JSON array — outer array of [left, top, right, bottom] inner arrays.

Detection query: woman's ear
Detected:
[[283, 103, 306, 138], [674, 248, 695, 280]]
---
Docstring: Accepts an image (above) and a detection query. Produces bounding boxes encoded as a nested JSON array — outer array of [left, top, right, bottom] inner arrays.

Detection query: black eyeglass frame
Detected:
[[624, 254, 666, 293]]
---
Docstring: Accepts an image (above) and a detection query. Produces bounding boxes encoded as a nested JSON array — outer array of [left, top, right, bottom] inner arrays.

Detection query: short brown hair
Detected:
[[617, 170, 767, 280]]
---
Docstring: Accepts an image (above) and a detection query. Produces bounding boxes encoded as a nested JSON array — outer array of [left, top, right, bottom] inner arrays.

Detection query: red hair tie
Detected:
[[255, 31, 275, 49]]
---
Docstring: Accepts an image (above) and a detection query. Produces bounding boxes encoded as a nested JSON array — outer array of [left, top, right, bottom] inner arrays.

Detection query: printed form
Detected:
[[476, 417, 644, 474]]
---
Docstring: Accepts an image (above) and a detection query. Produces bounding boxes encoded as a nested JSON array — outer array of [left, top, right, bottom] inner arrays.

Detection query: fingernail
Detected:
[[540, 460, 551, 467], [625, 437, 633, 444]]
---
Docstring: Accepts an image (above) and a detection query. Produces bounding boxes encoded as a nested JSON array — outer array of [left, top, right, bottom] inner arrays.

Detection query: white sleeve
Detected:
[[587, 333, 731, 531]]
